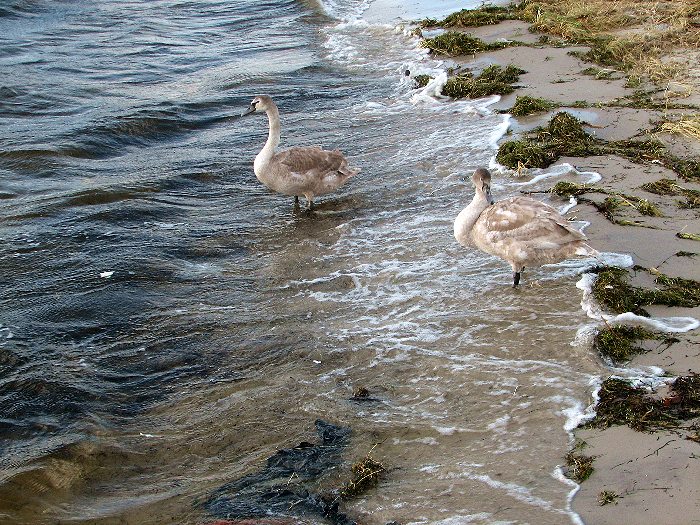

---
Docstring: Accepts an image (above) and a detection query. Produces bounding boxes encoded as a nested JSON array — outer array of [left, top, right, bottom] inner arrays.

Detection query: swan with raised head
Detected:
[[241, 95, 360, 210], [454, 168, 598, 287]]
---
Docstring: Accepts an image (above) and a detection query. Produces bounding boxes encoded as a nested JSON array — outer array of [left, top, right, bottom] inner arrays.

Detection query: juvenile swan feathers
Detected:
[[454, 168, 598, 287], [241, 95, 360, 209]]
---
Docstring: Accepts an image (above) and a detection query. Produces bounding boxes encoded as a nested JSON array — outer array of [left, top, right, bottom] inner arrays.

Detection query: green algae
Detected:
[[413, 74, 433, 88], [497, 112, 693, 181], [587, 374, 700, 432], [677, 232, 700, 241], [581, 66, 617, 80], [421, 5, 520, 28], [420, 32, 517, 56], [594, 325, 675, 364], [442, 65, 525, 98], [598, 490, 621, 506], [592, 266, 700, 316], [564, 451, 594, 482], [549, 181, 663, 223], [641, 179, 700, 209], [339, 453, 386, 499]]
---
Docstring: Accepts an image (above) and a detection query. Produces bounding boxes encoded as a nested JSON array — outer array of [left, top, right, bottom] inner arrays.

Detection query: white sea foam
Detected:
[[577, 273, 700, 333]]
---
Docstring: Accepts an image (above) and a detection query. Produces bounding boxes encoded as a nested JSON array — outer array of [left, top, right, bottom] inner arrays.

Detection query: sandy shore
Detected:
[[432, 18, 700, 525]]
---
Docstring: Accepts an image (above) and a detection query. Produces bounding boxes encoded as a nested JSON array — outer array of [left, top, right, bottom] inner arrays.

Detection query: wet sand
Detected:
[[445, 19, 700, 525]]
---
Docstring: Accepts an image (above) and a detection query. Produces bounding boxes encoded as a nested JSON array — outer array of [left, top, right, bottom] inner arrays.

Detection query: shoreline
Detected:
[[414, 9, 699, 525]]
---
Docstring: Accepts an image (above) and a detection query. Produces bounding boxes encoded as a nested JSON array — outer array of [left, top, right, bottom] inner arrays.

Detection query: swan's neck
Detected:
[[254, 104, 281, 176], [454, 193, 490, 247]]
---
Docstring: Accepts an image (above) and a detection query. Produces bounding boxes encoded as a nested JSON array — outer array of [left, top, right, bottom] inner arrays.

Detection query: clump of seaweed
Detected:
[[592, 267, 652, 315], [339, 453, 386, 499], [587, 378, 670, 431], [413, 74, 433, 88], [671, 374, 700, 420], [592, 266, 700, 315], [564, 451, 594, 483], [667, 159, 700, 182], [496, 112, 596, 169], [548, 180, 662, 225], [442, 65, 525, 98], [497, 112, 693, 181], [641, 178, 700, 209], [420, 32, 517, 56], [660, 115, 700, 142], [598, 490, 621, 506], [594, 325, 661, 364], [508, 95, 557, 116], [588, 374, 700, 432], [581, 66, 617, 80], [677, 232, 700, 241], [421, 5, 519, 28]]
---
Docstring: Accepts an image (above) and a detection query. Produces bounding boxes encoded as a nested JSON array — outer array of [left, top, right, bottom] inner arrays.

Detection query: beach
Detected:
[[421, 9, 700, 524]]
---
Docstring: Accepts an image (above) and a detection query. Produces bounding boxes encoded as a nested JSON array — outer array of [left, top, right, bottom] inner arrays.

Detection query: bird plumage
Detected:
[[454, 168, 598, 287], [242, 95, 359, 209]]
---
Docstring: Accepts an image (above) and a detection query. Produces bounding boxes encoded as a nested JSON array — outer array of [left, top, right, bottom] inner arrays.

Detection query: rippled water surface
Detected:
[[1, 1, 609, 523]]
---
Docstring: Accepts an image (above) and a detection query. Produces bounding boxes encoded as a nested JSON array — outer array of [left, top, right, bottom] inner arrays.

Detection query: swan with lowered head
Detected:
[[454, 168, 598, 287], [241, 95, 360, 210]]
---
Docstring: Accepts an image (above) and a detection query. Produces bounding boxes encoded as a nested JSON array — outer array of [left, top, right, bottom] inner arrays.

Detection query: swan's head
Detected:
[[472, 168, 494, 205], [241, 95, 274, 116]]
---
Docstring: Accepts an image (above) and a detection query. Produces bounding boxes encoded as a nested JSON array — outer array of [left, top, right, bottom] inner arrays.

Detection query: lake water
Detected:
[[0, 1, 628, 523]]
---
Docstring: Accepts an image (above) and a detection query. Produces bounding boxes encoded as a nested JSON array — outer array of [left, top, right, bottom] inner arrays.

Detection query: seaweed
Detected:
[[421, 5, 519, 28], [671, 374, 700, 420], [677, 232, 700, 241], [508, 95, 557, 116], [587, 374, 700, 432], [592, 267, 652, 315], [420, 32, 517, 56], [339, 453, 386, 499], [497, 112, 693, 181], [586, 378, 670, 431], [592, 266, 700, 315], [641, 178, 700, 209], [442, 65, 525, 99], [413, 74, 433, 88], [423, 1, 700, 86], [551, 181, 663, 222], [564, 451, 594, 483], [594, 325, 661, 364], [581, 66, 617, 80], [496, 112, 595, 168], [598, 490, 621, 505]]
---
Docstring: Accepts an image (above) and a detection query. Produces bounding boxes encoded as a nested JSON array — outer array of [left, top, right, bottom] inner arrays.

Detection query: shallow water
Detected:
[[0, 1, 614, 523]]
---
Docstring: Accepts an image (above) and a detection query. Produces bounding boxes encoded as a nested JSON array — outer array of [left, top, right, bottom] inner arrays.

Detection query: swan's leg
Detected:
[[304, 193, 314, 211], [294, 195, 299, 206], [511, 265, 525, 288]]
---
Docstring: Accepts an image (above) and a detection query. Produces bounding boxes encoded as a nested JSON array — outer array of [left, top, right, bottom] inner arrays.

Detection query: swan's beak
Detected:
[[241, 104, 256, 117], [484, 185, 494, 205]]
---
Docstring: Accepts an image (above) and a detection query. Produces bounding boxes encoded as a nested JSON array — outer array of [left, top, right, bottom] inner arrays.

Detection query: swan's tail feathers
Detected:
[[575, 242, 599, 258]]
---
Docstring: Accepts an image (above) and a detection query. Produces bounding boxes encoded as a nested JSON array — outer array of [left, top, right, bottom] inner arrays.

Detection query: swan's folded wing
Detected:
[[480, 197, 587, 241], [275, 147, 347, 176]]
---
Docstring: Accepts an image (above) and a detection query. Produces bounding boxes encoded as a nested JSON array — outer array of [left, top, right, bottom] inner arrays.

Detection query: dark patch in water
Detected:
[[204, 420, 356, 525]]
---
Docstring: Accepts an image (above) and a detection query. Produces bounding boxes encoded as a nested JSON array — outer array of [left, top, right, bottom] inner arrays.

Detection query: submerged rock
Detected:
[[202, 420, 354, 525]]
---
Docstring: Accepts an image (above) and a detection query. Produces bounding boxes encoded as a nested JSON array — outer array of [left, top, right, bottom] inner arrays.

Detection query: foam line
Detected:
[[577, 273, 700, 333]]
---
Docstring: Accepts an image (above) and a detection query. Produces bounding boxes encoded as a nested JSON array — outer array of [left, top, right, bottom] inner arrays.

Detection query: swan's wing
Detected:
[[275, 147, 347, 176], [479, 197, 586, 244]]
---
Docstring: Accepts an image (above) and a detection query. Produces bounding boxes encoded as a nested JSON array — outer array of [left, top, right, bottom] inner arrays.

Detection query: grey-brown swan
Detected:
[[241, 95, 360, 210], [454, 168, 598, 287]]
